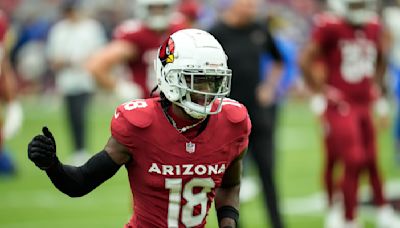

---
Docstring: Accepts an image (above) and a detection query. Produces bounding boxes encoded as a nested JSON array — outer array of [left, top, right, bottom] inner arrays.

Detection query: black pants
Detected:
[[246, 103, 283, 228], [64, 92, 91, 153]]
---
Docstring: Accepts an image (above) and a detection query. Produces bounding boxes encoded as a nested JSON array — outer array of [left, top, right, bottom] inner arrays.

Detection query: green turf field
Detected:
[[0, 94, 398, 228]]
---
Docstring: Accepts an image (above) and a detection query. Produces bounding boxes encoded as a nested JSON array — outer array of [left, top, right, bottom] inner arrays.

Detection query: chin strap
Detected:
[[183, 106, 208, 119], [163, 107, 207, 133], [171, 99, 209, 119]]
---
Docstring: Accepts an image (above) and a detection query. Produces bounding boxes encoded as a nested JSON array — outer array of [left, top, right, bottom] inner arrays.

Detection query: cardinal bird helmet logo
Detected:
[[159, 37, 175, 66]]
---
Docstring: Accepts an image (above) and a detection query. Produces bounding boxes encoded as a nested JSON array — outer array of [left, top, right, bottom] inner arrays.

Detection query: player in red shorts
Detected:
[[87, 0, 187, 100], [28, 29, 250, 228], [0, 10, 22, 175], [299, 0, 400, 227]]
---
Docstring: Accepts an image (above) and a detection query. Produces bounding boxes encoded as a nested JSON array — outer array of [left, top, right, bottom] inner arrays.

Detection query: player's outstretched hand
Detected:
[[28, 127, 58, 170]]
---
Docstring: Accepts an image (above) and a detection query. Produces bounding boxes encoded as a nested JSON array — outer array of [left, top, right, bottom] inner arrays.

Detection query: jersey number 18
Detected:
[[166, 178, 215, 227]]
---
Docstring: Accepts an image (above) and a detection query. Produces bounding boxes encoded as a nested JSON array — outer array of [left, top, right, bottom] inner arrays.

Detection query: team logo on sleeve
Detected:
[[159, 37, 175, 66]]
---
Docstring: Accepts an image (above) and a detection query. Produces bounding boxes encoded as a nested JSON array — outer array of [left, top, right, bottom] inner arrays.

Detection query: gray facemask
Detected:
[[346, 9, 377, 25], [145, 14, 171, 30]]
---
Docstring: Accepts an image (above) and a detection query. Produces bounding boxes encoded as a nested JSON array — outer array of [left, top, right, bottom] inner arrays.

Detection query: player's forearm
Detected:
[[298, 42, 326, 93], [301, 62, 326, 93], [86, 59, 116, 91], [219, 218, 236, 228], [375, 54, 388, 97], [375, 28, 391, 97], [46, 151, 121, 197], [215, 185, 240, 228], [91, 70, 116, 91], [215, 184, 240, 208], [1, 57, 17, 101]]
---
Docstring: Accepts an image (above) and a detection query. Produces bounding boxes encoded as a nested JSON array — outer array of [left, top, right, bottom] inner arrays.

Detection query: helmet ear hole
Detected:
[[166, 89, 180, 101], [163, 71, 181, 101]]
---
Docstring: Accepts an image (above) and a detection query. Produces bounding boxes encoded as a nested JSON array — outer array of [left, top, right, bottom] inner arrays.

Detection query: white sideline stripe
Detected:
[[2, 180, 400, 226], [283, 179, 400, 215], [283, 192, 325, 215], [1, 189, 127, 209], [5, 181, 400, 210]]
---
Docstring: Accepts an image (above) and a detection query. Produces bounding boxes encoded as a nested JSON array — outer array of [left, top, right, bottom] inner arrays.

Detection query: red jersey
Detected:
[[312, 13, 382, 104], [0, 9, 8, 67], [113, 20, 186, 98], [0, 10, 7, 44], [0, 10, 8, 146], [111, 98, 251, 228]]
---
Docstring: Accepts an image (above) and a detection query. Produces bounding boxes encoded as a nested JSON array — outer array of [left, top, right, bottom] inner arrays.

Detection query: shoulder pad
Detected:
[[313, 12, 341, 27], [115, 99, 155, 128], [220, 98, 248, 124]]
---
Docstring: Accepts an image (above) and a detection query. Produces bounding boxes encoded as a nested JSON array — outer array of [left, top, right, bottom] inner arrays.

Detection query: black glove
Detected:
[[28, 127, 59, 170]]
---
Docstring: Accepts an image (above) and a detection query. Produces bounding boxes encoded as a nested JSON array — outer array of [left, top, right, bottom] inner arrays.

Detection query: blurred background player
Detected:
[[177, 0, 201, 28], [299, 0, 399, 227], [86, 0, 187, 100], [208, 0, 285, 227], [383, 0, 400, 165], [0, 9, 23, 176], [46, 0, 106, 165], [28, 28, 249, 228]]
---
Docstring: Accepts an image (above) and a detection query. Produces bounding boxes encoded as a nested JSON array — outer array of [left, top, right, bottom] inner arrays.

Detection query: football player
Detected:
[[86, 0, 187, 100], [177, 0, 201, 27], [299, 0, 398, 227], [28, 29, 251, 228], [0, 10, 22, 175]]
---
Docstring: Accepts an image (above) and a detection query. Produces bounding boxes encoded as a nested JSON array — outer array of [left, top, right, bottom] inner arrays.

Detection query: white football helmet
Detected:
[[330, 0, 378, 25], [135, 0, 177, 30], [155, 29, 232, 119]]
